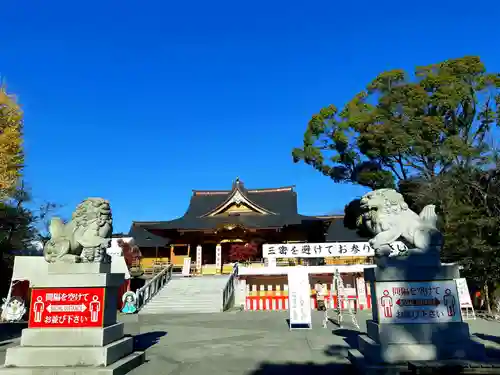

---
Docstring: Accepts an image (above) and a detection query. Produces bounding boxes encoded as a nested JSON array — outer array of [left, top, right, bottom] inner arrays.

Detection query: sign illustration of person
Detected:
[[1, 297, 26, 322], [121, 291, 137, 314], [443, 288, 456, 316], [33, 296, 44, 323], [89, 295, 101, 322], [380, 290, 393, 318]]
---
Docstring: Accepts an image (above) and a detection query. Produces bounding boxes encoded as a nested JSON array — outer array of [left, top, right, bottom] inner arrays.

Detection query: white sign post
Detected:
[[195, 245, 202, 275], [455, 278, 476, 320], [356, 277, 368, 307], [267, 257, 277, 267], [215, 245, 222, 274], [375, 281, 462, 324], [263, 241, 408, 258], [287, 266, 312, 330], [182, 257, 191, 277]]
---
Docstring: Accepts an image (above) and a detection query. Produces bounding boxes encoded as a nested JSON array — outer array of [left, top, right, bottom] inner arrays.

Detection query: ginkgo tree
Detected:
[[0, 85, 23, 198]]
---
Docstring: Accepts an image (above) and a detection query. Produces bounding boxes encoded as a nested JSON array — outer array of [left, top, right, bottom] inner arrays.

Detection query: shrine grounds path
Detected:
[[1, 311, 500, 374], [121, 310, 500, 375]]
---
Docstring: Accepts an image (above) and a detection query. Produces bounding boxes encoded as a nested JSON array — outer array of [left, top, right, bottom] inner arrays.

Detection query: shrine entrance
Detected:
[[202, 243, 216, 265]]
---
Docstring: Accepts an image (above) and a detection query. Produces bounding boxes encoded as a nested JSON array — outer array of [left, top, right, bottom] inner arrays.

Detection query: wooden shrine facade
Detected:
[[129, 178, 370, 275]]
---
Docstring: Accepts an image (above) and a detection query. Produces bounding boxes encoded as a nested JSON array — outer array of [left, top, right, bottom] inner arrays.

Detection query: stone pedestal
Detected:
[[348, 261, 486, 373], [0, 263, 145, 374]]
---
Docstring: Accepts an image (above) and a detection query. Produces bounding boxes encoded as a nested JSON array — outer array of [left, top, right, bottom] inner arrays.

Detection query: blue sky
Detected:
[[2, 1, 499, 233]]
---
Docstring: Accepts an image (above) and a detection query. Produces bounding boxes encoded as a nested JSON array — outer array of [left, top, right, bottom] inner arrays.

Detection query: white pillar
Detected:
[[268, 257, 277, 267], [196, 245, 202, 274], [215, 244, 222, 274]]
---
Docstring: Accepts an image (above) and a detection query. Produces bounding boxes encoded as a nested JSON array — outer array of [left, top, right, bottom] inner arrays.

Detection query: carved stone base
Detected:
[[5, 336, 133, 367], [361, 320, 486, 363], [364, 262, 460, 282], [0, 353, 145, 375], [21, 323, 125, 347], [375, 251, 441, 269], [349, 262, 486, 370], [354, 333, 485, 364], [48, 262, 112, 275], [0, 268, 145, 374]]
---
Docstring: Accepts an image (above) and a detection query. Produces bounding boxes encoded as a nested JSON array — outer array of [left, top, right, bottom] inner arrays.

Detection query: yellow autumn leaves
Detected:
[[0, 85, 23, 199]]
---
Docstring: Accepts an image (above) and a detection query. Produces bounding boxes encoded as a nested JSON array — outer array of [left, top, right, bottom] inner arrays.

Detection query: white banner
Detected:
[[455, 278, 473, 308], [356, 277, 368, 306], [215, 245, 222, 271], [375, 281, 462, 324], [182, 257, 191, 276], [263, 241, 408, 258], [287, 267, 312, 328], [195, 246, 202, 272]]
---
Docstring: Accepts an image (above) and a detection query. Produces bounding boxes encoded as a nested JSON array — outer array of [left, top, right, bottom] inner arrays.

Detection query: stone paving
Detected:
[[123, 310, 500, 375], [1, 311, 500, 374], [124, 310, 353, 375]]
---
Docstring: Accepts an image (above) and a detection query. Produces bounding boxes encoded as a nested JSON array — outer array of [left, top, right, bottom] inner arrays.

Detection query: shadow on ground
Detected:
[[284, 318, 313, 330], [249, 332, 500, 375], [0, 322, 27, 342], [320, 327, 362, 360], [476, 334, 500, 346], [333, 328, 361, 348], [248, 362, 352, 375], [133, 331, 167, 351], [475, 334, 500, 359]]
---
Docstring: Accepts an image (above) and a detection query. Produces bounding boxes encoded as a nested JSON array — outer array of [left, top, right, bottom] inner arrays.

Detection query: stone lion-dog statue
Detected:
[[43, 198, 113, 263], [358, 189, 443, 257]]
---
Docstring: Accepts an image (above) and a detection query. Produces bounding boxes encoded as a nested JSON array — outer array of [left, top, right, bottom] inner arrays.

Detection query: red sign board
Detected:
[[28, 287, 105, 328]]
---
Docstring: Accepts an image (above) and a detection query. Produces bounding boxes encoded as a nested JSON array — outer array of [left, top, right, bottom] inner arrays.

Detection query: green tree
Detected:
[[0, 184, 36, 297], [293, 56, 500, 311], [292, 56, 500, 189], [33, 201, 63, 244], [0, 182, 62, 297], [405, 164, 500, 312]]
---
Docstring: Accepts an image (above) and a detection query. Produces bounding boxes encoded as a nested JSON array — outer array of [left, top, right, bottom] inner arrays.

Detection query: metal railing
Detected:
[[136, 264, 173, 311], [222, 263, 238, 311]]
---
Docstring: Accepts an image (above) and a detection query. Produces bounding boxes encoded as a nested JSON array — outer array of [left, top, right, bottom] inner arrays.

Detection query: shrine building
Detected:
[[129, 178, 373, 275]]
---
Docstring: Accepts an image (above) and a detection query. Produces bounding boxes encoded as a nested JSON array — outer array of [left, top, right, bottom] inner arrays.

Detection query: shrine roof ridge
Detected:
[[314, 214, 344, 219], [192, 185, 295, 196]]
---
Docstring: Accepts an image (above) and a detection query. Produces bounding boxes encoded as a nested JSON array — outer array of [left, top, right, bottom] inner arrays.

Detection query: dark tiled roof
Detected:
[[128, 225, 170, 247], [136, 178, 319, 230], [325, 218, 369, 242]]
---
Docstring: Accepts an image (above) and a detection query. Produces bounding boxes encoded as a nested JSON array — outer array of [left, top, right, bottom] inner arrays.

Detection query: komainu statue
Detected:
[[43, 198, 113, 264], [358, 189, 443, 258]]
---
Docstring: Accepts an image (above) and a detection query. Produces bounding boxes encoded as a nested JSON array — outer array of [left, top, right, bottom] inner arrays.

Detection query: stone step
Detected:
[[147, 299, 220, 306], [5, 336, 133, 367], [145, 306, 220, 310], [147, 303, 219, 306], [145, 304, 220, 308], [141, 310, 222, 314], [145, 296, 220, 301], [145, 303, 220, 307], [0, 351, 145, 375], [141, 309, 221, 314], [139, 275, 230, 315], [144, 305, 219, 308]]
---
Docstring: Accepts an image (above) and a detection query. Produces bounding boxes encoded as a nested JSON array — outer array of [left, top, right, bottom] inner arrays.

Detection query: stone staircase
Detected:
[[139, 275, 231, 314]]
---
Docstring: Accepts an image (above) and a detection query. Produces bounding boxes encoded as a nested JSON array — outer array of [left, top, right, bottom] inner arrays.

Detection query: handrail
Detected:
[[222, 263, 238, 311], [136, 264, 173, 311]]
